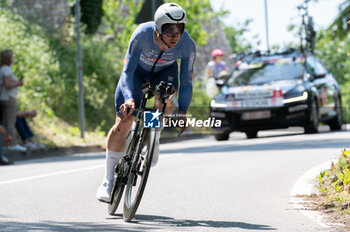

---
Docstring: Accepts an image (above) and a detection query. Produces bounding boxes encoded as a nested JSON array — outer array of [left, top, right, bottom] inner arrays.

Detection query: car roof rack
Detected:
[[234, 48, 305, 64]]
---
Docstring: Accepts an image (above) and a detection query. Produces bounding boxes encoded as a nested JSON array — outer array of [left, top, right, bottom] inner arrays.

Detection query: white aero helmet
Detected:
[[154, 3, 187, 35]]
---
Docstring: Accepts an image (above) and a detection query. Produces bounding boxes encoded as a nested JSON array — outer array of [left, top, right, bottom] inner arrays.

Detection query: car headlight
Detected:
[[210, 99, 228, 108], [282, 91, 308, 104]]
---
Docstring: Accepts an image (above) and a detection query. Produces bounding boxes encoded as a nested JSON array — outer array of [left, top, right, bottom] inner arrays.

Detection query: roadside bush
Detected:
[[316, 30, 350, 123], [47, 35, 120, 130], [0, 6, 121, 134], [186, 87, 211, 133], [0, 7, 64, 120], [0, 0, 227, 143], [318, 149, 350, 214]]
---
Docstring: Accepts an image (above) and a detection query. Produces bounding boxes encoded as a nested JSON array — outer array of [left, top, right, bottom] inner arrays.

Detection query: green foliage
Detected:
[[81, 0, 103, 34], [0, 6, 119, 133], [47, 35, 119, 130], [316, 30, 350, 122], [102, 0, 140, 55], [318, 150, 350, 213], [290, 0, 350, 122], [168, 0, 219, 46], [187, 87, 211, 119], [73, 0, 104, 35], [0, 0, 235, 143], [293, 3, 350, 213], [223, 19, 256, 53], [327, 1, 350, 40], [0, 7, 60, 114]]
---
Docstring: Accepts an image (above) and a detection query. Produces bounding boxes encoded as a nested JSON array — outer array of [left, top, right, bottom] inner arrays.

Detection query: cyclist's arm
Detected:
[[178, 42, 196, 114], [120, 28, 142, 101]]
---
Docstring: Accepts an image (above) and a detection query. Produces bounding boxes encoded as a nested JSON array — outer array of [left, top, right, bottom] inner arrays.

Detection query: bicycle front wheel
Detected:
[[108, 177, 125, 215], [123, 128, 156, 222], [108, 128, 135, 215]]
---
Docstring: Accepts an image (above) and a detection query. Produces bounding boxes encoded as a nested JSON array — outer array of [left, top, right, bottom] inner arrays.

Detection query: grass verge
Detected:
[[28, 112, 106, 149], [318, 149, 350, 214]]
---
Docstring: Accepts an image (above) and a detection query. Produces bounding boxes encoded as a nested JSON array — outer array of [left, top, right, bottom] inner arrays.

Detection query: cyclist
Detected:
[[96, 2, 196, 203], [205, 49, 227, 80], [205, 49, 227, 98]]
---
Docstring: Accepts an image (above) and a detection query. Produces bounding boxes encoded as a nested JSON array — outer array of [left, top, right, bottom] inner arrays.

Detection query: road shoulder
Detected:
[[290, 159, 348, 231]]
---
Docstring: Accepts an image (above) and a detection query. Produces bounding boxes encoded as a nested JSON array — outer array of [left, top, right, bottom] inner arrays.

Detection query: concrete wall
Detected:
[[10, 0, 69, 30]]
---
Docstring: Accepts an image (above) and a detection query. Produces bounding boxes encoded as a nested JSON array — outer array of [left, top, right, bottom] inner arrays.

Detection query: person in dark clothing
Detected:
[[0, 109, 44, 151], [15, 110, 44, 150]]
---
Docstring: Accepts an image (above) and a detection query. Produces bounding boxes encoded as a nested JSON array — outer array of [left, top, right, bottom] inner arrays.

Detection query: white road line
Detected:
[[0, 152, 184, 187], [0, 153, 181, 187], [0, 164, 104, 186]]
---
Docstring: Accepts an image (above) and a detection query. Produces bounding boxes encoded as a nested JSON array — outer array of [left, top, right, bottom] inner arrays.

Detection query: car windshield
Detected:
[[227, 62, 304, 86]]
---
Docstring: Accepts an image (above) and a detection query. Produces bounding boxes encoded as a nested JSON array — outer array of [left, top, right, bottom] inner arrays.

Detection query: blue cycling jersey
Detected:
[[119, 21, 196, 113]]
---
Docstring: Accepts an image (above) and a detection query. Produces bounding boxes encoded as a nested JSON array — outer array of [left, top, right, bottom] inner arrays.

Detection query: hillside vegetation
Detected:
[[0, 0, 348, 147], [0, 0, 220, 146]]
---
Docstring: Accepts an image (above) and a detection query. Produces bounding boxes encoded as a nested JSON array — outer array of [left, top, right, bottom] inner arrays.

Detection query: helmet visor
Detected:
[[162, 23, 184, 37]]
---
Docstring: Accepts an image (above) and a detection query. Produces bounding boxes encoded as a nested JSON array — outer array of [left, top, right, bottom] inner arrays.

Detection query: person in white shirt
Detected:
[[0, 49, 26, 152]]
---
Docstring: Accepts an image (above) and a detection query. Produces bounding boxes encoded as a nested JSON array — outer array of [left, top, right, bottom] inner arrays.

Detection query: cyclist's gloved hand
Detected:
[[177, 112, 189, 137], [120, 98, 135, 120]]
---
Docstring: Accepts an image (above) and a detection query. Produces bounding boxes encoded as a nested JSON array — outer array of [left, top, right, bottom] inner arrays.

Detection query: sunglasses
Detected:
[[162, 23, 184, 37]]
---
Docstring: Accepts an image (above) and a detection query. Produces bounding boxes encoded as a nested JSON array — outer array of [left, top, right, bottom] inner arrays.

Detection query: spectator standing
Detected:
[[0, 50, 26, 152]]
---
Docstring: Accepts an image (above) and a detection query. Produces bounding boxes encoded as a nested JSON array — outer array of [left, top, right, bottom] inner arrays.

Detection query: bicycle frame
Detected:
[[109, 84, 168, 204]]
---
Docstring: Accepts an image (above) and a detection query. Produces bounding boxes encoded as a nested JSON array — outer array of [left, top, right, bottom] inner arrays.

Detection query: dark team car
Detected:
[[210, 49, 343, 141]]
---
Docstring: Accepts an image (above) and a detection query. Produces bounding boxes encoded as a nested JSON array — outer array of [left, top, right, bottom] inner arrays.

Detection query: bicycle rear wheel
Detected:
[[123, 128, 156, 222]]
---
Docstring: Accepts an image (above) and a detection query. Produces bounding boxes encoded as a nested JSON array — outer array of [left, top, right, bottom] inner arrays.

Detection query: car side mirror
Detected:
[[314, 73, 326, 79], [216, 79, 225, 88]]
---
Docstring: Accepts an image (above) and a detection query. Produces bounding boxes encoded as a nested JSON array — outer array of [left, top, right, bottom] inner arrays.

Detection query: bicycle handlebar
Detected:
[[155, 81, 175, 104], [141, 81, 175, 103]]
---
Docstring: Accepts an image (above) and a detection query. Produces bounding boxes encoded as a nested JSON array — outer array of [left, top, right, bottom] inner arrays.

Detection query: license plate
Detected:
[[244, 99, 268, 107], [230, 98, 283, 108], [241, 111, 271, 120]]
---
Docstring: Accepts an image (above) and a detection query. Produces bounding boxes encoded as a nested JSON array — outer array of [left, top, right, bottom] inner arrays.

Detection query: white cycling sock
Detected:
[[151, 126, 163, 167], [155, 125, 164, 142], [104, 150, 124, 183], [155, 129, 161, 141]]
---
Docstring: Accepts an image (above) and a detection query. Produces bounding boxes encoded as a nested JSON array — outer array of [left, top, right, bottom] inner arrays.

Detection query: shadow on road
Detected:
[[0, 220, 134, 232], [0, 215, 277, 231], [107, 214, 277, 231]]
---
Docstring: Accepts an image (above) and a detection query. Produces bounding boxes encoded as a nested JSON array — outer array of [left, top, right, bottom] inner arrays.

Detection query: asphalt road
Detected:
[[0, 126, 349, 232]]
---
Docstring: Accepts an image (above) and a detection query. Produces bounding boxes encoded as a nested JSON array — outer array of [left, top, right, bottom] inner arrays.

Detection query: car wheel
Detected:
[[214, 132, 230, 141], [328, 96, 343, 131], [245, 131, 258, 139], [304, 98, 319, 134]]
